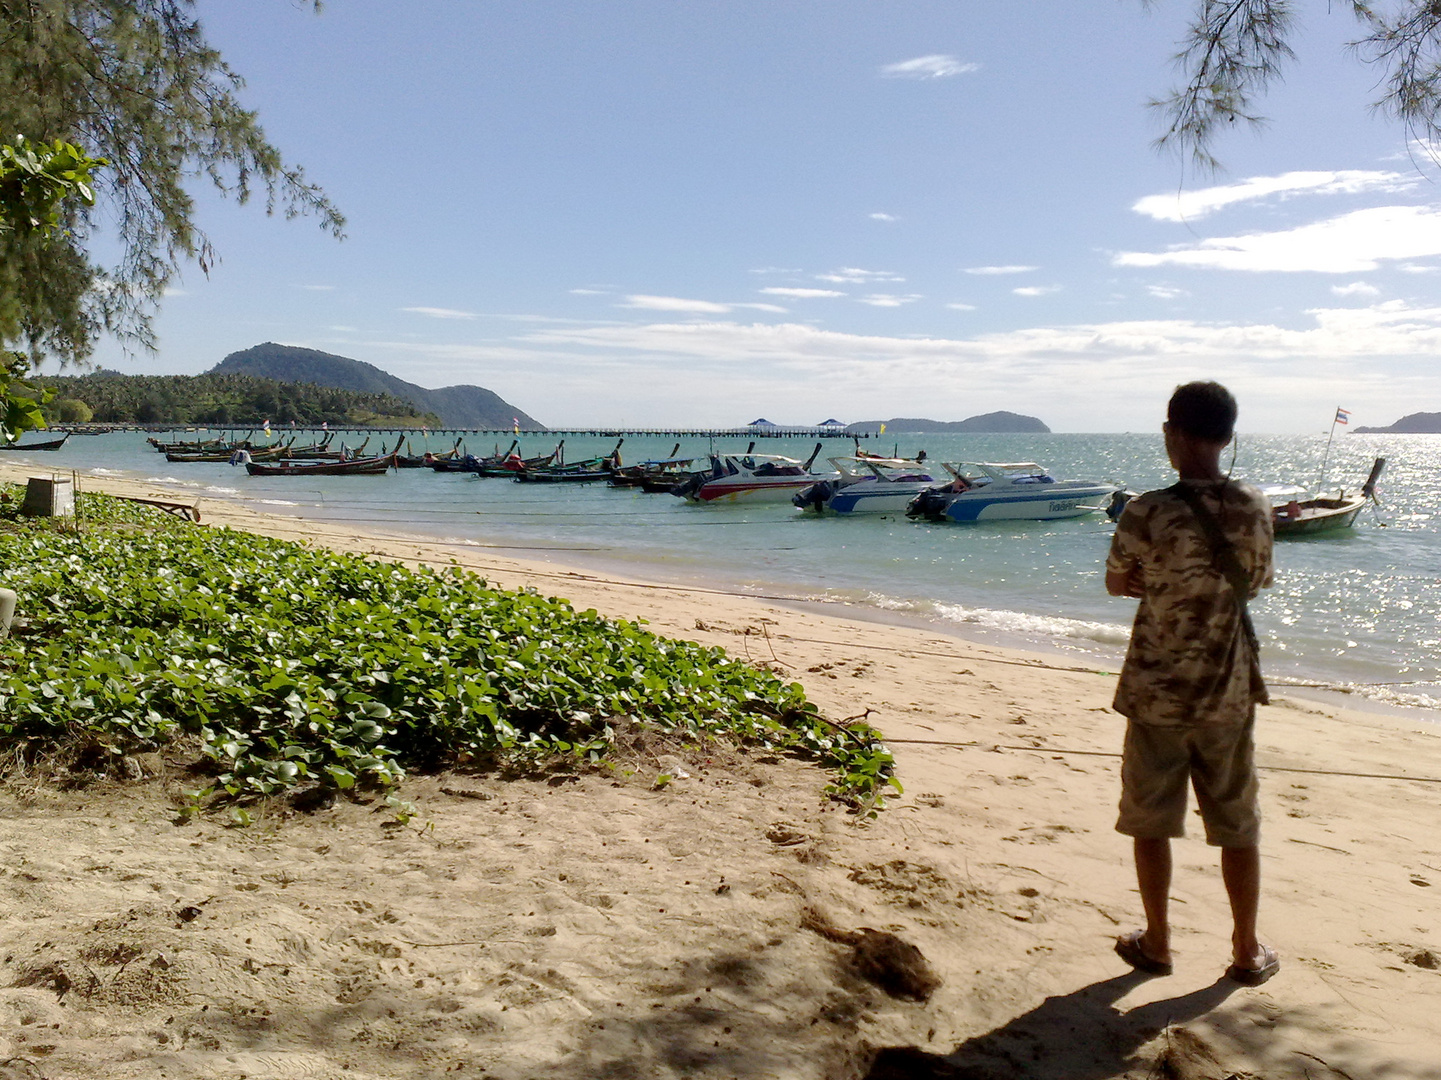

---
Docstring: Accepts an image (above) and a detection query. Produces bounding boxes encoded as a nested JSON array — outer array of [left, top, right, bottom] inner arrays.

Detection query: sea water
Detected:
[[20, 428, 1441, 715]]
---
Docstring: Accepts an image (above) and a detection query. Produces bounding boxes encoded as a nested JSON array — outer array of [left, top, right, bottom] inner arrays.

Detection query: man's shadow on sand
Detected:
[[865, 971, 1238, 1080]]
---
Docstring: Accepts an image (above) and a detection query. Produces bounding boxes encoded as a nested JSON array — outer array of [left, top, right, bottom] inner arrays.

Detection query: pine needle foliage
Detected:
[[0, 0, 344, 361], [1149, 1, 1441, 171]]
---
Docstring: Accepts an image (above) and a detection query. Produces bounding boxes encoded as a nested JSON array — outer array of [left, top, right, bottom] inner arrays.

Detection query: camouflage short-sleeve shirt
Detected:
[[1108, 479, 1274, 727]]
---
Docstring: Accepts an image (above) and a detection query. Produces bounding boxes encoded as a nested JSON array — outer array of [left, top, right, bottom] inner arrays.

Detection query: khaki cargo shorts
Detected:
[[1116, 710, 1260, 848]]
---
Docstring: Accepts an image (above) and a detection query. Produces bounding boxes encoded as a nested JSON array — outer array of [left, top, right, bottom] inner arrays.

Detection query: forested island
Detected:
[[27, 344, 545, 430], [215, 343, 544, 430], [32, 370, 440, 427], [844, 411, 1050, 434], [1352, 412, 1441, 434]]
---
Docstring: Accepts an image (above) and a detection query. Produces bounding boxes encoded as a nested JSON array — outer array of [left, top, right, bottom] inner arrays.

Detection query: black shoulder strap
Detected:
[[1170, 481, 1263, 663], [1170, 483, 1251, 599]]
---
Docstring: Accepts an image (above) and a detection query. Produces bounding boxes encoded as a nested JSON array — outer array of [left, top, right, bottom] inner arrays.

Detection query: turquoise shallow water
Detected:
[[15, 428, 1441, 714]]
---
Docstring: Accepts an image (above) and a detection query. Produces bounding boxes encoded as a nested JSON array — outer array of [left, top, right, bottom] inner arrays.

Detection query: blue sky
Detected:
[[73, 1, 1441, 432]]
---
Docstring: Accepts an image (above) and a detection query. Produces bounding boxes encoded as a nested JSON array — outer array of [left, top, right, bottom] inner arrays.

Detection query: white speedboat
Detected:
[[675, 446, 832, 504], [906, 461, 1117, 522], [793, 455, 937, 514]]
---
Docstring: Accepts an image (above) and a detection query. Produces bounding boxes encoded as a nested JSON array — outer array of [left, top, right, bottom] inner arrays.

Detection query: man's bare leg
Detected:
[[1221, 845, 1261, 967], [1134, 837, 1173, 963]]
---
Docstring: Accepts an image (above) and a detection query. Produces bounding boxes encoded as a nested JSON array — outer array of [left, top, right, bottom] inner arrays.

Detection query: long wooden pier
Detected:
[[115, 424, 869, 440]]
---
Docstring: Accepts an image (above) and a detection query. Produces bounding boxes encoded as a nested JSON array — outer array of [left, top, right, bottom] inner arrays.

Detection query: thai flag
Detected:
[[513, 417, 520, 435], [1335, 408, 1350, 425]]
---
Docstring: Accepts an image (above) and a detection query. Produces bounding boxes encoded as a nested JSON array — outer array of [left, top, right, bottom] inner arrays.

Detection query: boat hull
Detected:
[[797, 479, 936, 514], [914, 482, 1116, 522], [1273, 497, 1366, 536], [513, 469, 610, 483], [692, 478, 819, 503], [245, 454, 395, 477], [2, 434, 69, 451]]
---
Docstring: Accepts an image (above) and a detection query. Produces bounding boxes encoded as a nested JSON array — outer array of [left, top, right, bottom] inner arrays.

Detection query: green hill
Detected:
[[212, 343, 544, 430], [35, 370, 439, 427]]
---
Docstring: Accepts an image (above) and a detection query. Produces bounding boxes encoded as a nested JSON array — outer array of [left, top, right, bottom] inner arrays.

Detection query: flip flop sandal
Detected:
[[1114, 930, 1173, 977], [1227, 944, 1280, 986]]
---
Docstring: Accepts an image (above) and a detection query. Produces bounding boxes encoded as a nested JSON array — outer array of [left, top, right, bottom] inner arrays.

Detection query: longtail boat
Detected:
[[514, 438, 623, 483], [285, 435, 367, 461], [166, 440, 294, 464], [2, 432, 70, 451], [609, 444, 690, 488], [1270, 458, 1386, 537], [443, 439, 558, 475], [244, 445, 398, 477], [150, 430, 253, 453], [399, 436, 463, 468]]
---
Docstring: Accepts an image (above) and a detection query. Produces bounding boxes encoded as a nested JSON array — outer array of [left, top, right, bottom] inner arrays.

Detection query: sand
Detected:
[[1, 464, 1440, 1079]]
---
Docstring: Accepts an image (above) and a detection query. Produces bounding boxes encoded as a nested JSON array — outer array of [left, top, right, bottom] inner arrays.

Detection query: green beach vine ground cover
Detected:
[[0, 486, 896, 814]]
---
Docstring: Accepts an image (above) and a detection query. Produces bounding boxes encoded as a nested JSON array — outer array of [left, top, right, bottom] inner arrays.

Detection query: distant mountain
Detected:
[[845, 411, 1050, 434], [211, 343, 544, 430], [34, 369, 436, 427], [1352, 411, 1441, 434]]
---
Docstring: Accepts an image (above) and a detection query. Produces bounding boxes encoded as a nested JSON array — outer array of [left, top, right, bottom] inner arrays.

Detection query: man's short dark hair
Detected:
[[1168, 381, 1237, 442]]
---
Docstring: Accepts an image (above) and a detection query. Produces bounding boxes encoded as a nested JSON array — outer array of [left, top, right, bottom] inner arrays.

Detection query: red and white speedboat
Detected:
[[675, 447, 832, 504]]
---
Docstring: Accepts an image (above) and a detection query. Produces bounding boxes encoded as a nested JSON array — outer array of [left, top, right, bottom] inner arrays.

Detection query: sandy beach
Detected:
[[2, 466, 1440, 1079]]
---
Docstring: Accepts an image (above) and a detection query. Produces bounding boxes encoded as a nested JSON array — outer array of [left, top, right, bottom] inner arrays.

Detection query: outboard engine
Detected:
[[1105, 489, 1136, 522], [793, 480, 835, 512], [906, 485, 951, 520], [672, 471, 709, 500]]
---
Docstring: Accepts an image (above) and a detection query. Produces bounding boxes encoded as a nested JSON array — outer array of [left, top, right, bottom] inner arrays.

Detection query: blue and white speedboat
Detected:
[[793, 456, 937, 514], [906, 461, 1118, 522]]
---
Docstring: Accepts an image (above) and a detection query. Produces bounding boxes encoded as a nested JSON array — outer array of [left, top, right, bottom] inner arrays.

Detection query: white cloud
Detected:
[[162, 286, 187, 298], [748, 266, 803, 275], [816, 267, 904, 284], [569, 288, 607, 295], [621, 295, 734, 313], [1013, 285, 1061, 297], [760, 287, 845, 299], [1132, 170, 1416, 222], [946, 302, 977, 311], [1400, 263, 1440, 274], [1115, 205, 1441, 273], [964, 265, 1037, 276], [1146, 285, 1188, 300], [618, 295, 787, 315], [370, 301, 1441, 430], [519, 303, 1441, 381], [858, 293, 922, 307], [870, 212, 899, 222], [299, 284, 337, 292], [880, 54, 979, 80], [402, 306, 479, 320], [1332, 281, 1380, 298]]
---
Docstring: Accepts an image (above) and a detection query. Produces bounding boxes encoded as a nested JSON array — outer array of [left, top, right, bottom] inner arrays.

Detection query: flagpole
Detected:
[[1317, 407, 1343, 492]]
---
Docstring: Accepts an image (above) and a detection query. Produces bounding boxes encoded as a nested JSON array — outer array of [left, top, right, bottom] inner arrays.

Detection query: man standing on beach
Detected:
[[1105, 381, 1279, 986]]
